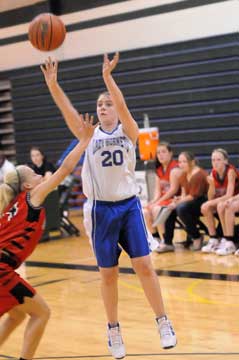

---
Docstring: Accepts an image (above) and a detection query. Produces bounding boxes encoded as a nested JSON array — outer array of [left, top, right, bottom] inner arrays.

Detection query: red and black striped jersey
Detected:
[[212, 164, 239, 198], [156, 159, 179, 196], [0, 191, 45, 266]]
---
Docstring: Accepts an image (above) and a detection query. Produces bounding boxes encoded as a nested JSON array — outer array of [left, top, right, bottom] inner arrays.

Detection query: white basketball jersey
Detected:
[[81, 124, 138, 201]]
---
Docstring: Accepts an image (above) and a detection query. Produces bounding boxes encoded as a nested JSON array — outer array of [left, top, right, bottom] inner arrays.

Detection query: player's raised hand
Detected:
[[102, 52, 119, 77], [77, 113, 98, 143], [40, 57, 58, 87]]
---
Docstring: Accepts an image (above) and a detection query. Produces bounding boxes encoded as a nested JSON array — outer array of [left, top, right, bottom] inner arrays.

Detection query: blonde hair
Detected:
[[0, 165, 27, 215], [212, 148, 229, 162]]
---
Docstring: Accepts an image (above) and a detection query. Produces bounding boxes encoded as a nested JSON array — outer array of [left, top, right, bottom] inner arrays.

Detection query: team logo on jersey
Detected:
[[6, 202, 19, 221], [93, 136, 130, 154]]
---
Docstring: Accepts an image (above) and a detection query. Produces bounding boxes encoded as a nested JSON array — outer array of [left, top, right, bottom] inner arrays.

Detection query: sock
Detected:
[[152, 231, 159, 238], [156, 315, 167, 322], [108, 322, 119, 328], [209, 234, 217, 239], [224, 235, 234, 242]]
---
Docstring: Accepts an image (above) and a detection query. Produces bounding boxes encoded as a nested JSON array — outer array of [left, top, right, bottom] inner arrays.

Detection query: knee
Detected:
[[217, 202, 225, 215], [101, 270, 118, 286], [42, 304, 51, 323], [133, 259, 154, 278], [152, 206, 160, 218], [44, 304, 51, 321], [225, 203, 237, 216], [9, 310, 26, 325], [37, 302, 51, 323], [200, 204, 206, 216], [201, 203, 210, 215]]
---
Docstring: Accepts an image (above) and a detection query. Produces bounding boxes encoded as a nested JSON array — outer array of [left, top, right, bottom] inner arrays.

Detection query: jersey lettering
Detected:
[[6, 202, 19, 221], [101, 150, 124, 167]]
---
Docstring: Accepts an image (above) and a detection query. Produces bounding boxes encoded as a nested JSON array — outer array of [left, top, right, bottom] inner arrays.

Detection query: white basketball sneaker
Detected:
[[234, 248, 239, 256], [201, 238, 219, 253], [215, 239, 236, 256], [156, 316, 177, 349], [107, 323, 126, 359], [149, 234, 161, 251]]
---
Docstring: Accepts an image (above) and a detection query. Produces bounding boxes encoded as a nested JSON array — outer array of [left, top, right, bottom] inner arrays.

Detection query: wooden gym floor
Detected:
[[1, 212, 239, 360]]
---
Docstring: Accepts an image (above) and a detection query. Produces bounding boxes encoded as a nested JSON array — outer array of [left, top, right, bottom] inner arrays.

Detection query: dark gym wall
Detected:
[[8, 32, 239, 169], [0, 1, 48, 29]]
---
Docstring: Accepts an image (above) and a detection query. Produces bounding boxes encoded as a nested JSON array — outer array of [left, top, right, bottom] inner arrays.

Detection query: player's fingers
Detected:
[[55, 59, 58, 72], [112, 52, 119, 67], [90, 115, 94, 125], [104, 53, 108, 62], [78, 113, 84, 126], [103, 53, 110, 66], [40, 65, 46, 75], [114, 52, 119, 61], [50, 57, 56, 70], [44, 59, 50, 70], [84, 113, 90, 124]]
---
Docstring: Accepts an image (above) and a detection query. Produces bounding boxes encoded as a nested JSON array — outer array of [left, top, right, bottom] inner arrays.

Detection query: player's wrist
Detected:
[[103, 72, 113, 80], [79, 137, 91, 146], [47, 80, 58, 90]]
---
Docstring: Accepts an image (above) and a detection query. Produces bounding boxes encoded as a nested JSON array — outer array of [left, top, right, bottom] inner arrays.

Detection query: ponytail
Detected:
[[0, 184, 16, 215], [0, 167, 22, 216]]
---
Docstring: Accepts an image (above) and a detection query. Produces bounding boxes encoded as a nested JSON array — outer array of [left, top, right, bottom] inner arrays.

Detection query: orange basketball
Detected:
[[28, 13, 66, 51]]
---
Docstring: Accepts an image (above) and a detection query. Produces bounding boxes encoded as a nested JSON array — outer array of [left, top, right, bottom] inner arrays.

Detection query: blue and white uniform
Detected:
[[82, 124, 151, 267]]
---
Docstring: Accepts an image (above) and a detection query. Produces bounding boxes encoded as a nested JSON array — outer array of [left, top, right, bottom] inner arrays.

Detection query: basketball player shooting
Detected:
[[41, 53, 177, 359]]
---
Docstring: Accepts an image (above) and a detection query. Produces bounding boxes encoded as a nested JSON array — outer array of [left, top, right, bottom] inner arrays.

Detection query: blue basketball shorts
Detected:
[[83, 196, 150, 267]]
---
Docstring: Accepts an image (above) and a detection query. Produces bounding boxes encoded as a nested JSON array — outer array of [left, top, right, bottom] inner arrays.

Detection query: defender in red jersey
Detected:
[[0, 113, 96, 360], [201, 148, 239, 254]]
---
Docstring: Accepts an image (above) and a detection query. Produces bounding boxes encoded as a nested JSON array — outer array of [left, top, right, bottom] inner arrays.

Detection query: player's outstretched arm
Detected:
[[102, 53, 139, 144], [41, 57, 82, 139], [30, 113, 97, 207]]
